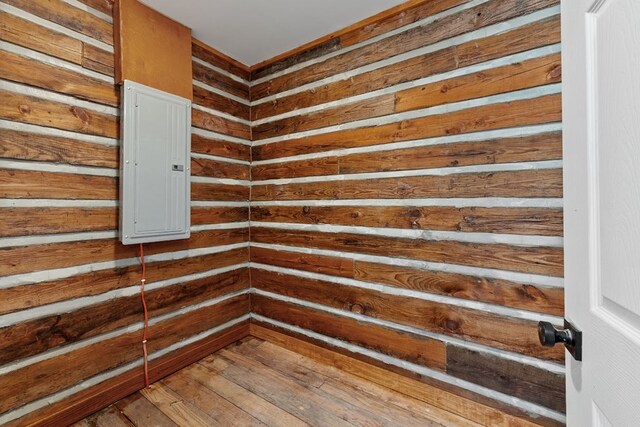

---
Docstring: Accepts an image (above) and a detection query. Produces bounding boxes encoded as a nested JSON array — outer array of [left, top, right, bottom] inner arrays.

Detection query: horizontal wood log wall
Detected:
[[0, 0, 251, 424], [248, 0, 565, 425]]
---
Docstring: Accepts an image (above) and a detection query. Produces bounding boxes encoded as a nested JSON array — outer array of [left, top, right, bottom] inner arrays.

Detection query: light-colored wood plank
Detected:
[[140, 383, 213, 427]]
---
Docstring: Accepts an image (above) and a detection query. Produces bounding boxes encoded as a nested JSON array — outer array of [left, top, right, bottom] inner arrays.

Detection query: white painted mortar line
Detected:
[[192, 56, 251, 86], [192, 80, 251, 106], [2, 41, 115, 84], [249, 197, 564, 208], [249, 243, 564, 288], [251, 0, 489, 85], [61, 0, 113, 23], [251, 265, 562, 323], [0, 80, 119, 116], [251, 6, 560, 104], [251, 315, 565, 423], [252, 44, 562, 125], [0, 314, 250, 425], [250, 221, 563, 247], [191, 201, 251, 207], [192, 103, 252, 126], [191, 126, 252, 146], [0, 263, 249, 328], [0, 158, 117, 177], [250, 296, 564, 374], [0, 199, 250, 208], [0, 222, 247, 249], [0, 119, 119, 147], [0, 242, 250, 289], [253, 83, 561, 145], [1, 3, 114, 52], [191, 152, 251, 166], [191, 176, 250, 186], [251, 160, 563, 186]]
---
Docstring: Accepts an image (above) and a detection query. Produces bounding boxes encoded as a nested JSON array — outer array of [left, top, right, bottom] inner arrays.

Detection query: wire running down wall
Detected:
[[248, 0, 566, 424], [0, 0, 250, 424]]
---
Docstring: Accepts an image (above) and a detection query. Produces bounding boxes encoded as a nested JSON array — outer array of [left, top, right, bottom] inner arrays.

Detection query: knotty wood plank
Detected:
[[251, 156, 339, 181], [192, 39, 251, 82], [252, 132, 562, 180], [191, 181, 249, 201], [251, 0, 558, 99], [252, 168, 563, 201], [0, 269, 249, 364], [447, 345, 565, 413], [340, 132, 563, 174], [0, 169, 116, 199], [191, 206, 248, 225], [252, 270, 563, 360], [252, 17, 560, 121], [0, 206, 117, 237], [0, 50, 118, 106], [254, 53, 560, 140], [191, 133, 251, 162], [0, 228, 248, 277], [396, 53, 562, 112], [0, 295, 249, 414], [6, 322, 249, 427], [0, 90, 118, 138], [250, 247, 354, 278], [192, 60, 250, 100], [192, 86, 250, 121], [250, 205, 564, 236], [252, 295, 447, 370], [250, 227, 563, 276], [140, 382, 219, 427], [0, 129, 118, 168], [251, 324, 560, 427], [252, 94, 395, 141], [161, 369, 266, 426], [353, 260, 564, 316], [191, 108, 250, 140], [0, 11, 82, 64], [191, 156, 249, 180], [82, 42, 115, 76], [0, 247, 249, 315], [180, 363, 310, 427], [1, 0, 114, 45], [252, 94, 561, 161], [114, 393, 178, 427]]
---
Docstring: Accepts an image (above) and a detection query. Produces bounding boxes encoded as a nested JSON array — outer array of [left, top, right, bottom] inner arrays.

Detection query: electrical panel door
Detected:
[[120, 80, 191, 245]]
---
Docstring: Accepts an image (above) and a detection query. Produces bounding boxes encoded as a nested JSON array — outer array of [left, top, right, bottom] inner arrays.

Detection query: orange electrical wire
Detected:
[[139, 243, 150, 389]]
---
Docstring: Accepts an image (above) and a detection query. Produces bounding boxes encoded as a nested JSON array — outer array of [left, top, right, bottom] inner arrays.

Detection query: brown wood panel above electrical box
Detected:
[[114, 0, 193, 100]]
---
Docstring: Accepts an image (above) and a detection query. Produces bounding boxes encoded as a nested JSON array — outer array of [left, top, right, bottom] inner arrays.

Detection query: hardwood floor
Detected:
[[74, 337, 480, 426]]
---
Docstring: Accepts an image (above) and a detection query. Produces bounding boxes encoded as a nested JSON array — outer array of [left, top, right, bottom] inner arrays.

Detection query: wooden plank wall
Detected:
[[0, 0, 251, 424], [248, 0, 566, 425]]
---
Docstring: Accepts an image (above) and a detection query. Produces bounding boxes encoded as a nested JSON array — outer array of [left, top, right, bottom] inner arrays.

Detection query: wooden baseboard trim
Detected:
[[249, 321, 562, 427], [13, 320, 250, 427]]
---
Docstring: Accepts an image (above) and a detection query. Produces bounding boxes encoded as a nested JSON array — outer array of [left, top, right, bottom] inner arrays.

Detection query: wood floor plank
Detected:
[[114, 393, 178, 427], [181, 363, 309, 427], [231, 340, 459, 427], [198, 350, 359, 427], [140, 383, 214, 427], [162, 372, 266, 426], [85, 405, 134, 427]]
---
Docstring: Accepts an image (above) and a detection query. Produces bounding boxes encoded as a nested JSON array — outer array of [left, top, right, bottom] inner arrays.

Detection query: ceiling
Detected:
[[141, 0, 407, 66]]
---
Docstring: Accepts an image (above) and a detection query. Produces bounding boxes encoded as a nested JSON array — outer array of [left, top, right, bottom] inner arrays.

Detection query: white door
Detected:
[[562, 0, 640, 425]]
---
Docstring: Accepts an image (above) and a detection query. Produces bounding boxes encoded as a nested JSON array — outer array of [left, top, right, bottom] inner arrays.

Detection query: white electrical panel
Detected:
[[120, 80, 191, 245]]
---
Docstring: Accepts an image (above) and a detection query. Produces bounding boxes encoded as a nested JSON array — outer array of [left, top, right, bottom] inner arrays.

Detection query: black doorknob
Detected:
[[538, 321, 574, 347]]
